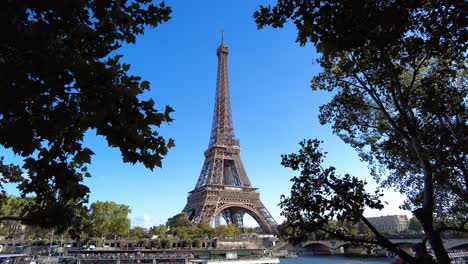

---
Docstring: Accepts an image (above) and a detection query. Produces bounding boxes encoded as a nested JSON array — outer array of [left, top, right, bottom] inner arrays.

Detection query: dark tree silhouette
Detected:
[[280, 140, 413, 262], [255, 1, 467, 263], [0, 0, 174, 233]]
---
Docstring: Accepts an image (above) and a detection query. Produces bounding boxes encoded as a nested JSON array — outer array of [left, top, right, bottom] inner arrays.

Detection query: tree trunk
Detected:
[[359, 215, 415, 263], [413, 240, 436, 264], [415, 208, 450, 263], [412, 145, 450, 263], [428, 233, 449, 264]]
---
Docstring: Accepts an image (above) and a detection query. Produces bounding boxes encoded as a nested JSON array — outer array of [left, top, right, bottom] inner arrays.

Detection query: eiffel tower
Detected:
[[182, 36, 277, 234]]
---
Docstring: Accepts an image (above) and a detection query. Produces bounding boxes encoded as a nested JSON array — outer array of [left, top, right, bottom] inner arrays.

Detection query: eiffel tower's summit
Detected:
[[182, 35, 277, 234]]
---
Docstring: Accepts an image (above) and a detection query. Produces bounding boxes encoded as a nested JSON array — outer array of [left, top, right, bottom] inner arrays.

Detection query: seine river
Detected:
[[279, 256, 392, 264]]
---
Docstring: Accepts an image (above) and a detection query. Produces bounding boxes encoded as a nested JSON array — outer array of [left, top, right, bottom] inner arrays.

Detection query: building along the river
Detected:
[[367, 215, 409, 233]]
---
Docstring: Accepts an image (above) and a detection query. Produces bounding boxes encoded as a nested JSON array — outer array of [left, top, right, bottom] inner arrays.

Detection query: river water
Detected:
[[279, 256, 392, 264]]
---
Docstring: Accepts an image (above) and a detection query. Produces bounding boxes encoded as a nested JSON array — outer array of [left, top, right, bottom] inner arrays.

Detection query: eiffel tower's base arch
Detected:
[[213, 205, 273, 233], [183, 186, 277, 234]]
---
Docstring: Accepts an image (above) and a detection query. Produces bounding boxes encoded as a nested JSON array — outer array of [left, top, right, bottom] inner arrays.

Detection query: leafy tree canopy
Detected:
[[89, 201, 131, 239], [280, 140, 413, 261], [0, 0, 174, 232], [166, 213, 192, 229], [408, 217, 423, 233], [0, 195, 29, 239], [255, 1, 466, 263], [130, 226, 149, 240], [162, 213, 242, 240], [149, 224, 167, 237], [0, 195, 83, 241]]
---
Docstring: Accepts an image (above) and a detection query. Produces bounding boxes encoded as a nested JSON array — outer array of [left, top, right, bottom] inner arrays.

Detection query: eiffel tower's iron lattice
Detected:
[[182, 36, 277, 234]]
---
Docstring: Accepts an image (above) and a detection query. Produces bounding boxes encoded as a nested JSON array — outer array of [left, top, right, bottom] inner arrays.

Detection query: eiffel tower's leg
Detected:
[[187, 190, 219, 226], [254, 202, 277, 234], [195, 159, 210, 188], [221, 209, 232, 225], [232, 209, 245, 232], [214, 215, 221, 227], [219, 208, 245, 232], [200, 203, 217, 224], [183, 194, 199, 222]]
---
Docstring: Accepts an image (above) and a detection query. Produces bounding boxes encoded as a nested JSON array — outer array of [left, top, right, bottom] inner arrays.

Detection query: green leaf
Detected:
[[164, 105, 174, 122], [141, 80, 150, 90], [167, 138, 175, 148]]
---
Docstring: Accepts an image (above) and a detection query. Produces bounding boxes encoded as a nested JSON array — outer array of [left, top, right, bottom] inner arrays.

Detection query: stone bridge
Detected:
[[302, 238, 468, 251]]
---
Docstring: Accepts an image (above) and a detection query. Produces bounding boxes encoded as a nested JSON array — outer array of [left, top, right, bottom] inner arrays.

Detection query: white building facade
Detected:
[[367, 215, 409, 233]]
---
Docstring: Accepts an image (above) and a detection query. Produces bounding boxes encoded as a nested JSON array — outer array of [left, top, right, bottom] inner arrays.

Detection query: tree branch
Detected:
[[0, 216, 28, 222], [349, 66, 411, 143], [407, 55, 427, 96], [314, 165, 415, 263], [358, 215, 415, 262]]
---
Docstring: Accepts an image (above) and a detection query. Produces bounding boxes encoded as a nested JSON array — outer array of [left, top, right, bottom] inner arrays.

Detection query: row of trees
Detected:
[[0, 197, 245, 243], [0, 197, 131, 241]]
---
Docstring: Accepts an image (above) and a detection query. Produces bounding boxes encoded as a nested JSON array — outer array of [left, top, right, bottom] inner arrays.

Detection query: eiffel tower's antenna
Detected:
[[221, 30, 224, 46]]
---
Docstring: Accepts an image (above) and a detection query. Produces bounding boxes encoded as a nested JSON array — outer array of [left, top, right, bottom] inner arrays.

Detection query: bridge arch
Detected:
[[302, 240, 348, 249], [303, 243, 332, 255]]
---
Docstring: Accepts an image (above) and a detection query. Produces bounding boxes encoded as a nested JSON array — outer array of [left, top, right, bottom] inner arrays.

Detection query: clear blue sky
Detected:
[[2, 1, 410, 228]]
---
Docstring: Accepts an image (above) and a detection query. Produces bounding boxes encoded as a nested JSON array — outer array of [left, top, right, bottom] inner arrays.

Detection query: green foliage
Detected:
[[89, 201, 131, 239], [408, 217, 423, 233], [0, 195, 29, 238], [130, 226, 149, 240], [149, 224, 167, 237], [226, 224, 239, 237], [281, 140, 384, 225], [23, 225, 53, 241], [196, 222, 214, 237], [356, 221, 372, 236], [278, 141, 413, 261], [279, 140, 383, 240], [152, 239, 161, 248], [95, 238, 104, 248], [166, 213, 192, 229], [160, 213, 241, 241], [1, 206, 244, 246], [213, 224, 239, 238], [119, 240, 129, 250], [162, 238, 173, 249], [255, 1, 466, 263], [0, 0, 174, 232], [0, 196, 72, 241]]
